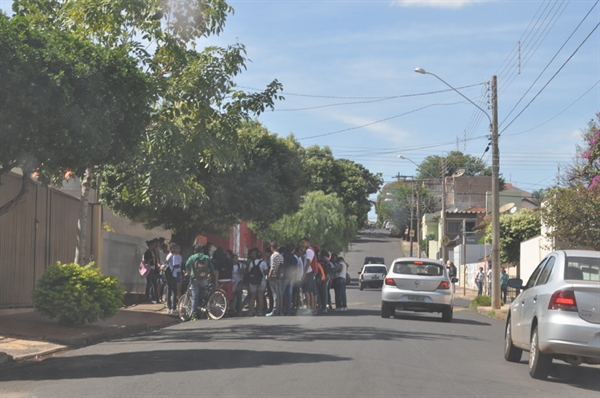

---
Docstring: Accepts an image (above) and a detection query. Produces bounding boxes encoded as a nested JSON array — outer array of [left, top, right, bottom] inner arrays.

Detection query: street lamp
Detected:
[[415, 67, 501, 310]]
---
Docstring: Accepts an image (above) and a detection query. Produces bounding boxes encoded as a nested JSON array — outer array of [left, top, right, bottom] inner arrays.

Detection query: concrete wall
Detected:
[[101, 231, 147, 294], [520, 235, 552, 284]]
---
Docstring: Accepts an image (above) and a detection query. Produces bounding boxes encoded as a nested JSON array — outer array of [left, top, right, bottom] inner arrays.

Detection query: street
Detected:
[[1, 230, 599, 397]]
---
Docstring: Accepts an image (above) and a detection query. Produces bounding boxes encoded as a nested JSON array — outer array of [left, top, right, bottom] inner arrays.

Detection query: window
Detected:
[[393, 262, 443, 276], [526, 259, 547, 289], [447, 220, 476, 234], [566, 256, 600, 281], [364, 266, 387, 274], [535, 257, 555, 286]]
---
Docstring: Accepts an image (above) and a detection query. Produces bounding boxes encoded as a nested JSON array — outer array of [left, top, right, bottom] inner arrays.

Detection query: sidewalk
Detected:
[[454, 286, 511, 322], [0, 303, 179, 365]]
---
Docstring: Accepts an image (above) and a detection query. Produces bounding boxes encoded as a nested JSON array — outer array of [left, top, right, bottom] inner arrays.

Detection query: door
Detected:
[[514, 258, 548, 345]]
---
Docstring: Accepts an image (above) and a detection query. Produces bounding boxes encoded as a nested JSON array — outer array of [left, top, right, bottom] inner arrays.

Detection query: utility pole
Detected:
[[441, 158, 447, 262], [416, 186, 421, 257], [409, 185, 414, 257], [463, 219, 467, 296], [491, 75, 501, 310]]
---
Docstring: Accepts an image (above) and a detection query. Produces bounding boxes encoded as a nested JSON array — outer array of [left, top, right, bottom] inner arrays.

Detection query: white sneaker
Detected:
[[167, 309, 172, 315], [343, 308, 348, 312]]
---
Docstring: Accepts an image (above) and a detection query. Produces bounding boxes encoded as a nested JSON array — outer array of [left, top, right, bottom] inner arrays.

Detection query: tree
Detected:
[[14, 0, 283, 256], [415, 150, 505, 188], [541, 115, 600, 250], [0, 14, 152, 264], [101, 121, 306, 247], [255, 191, 357, 254], [483, 209, 541, 266], [304, 146, 383, 229], [541, 185, 600, 250], [374, 181, 435, 238]]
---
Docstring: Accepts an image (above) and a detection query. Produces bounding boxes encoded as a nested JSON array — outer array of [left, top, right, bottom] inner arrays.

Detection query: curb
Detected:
[[0, 317, 180, 367]]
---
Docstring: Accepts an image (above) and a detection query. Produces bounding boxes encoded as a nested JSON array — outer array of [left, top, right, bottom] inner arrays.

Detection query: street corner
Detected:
[[0, 336, 66, 364]]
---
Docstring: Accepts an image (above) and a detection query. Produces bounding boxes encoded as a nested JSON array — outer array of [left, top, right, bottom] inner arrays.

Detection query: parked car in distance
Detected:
[[381, 258, 457, 322], [359, 264, 388, 290], [364, 256, 385, 265], [503, 250, 600, 380]]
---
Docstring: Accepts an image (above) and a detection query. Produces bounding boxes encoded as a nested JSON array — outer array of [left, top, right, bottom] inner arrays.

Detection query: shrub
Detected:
[[470, 295, 492, 308], [32, 262, 123, 325]]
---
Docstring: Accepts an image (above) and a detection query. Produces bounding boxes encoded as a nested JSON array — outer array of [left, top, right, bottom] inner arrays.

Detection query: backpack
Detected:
[[249, 260, 264, 285], [193, 257, 210, 280], [282, 252, 298, 280]]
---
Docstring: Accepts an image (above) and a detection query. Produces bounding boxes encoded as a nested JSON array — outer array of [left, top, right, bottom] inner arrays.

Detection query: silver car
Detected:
[[359, 264, 388, 290], [381, 258, 457, 322], [504, 250, 600, 380]]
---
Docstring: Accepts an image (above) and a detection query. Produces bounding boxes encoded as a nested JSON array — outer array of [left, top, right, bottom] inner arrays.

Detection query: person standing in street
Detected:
[[300, 237, 317, 315], [500, 267, 509, 304], [446, 261, 457, 292], [334, 256, 348, 311], [487, 267, 492, 297], [280, 244, 297, 316], [143, 239, 159, 303], [266, 242, 283, 317], [475, 267, 485, 296], [231, 254, 245, 316], [184, 245, 214, 321]]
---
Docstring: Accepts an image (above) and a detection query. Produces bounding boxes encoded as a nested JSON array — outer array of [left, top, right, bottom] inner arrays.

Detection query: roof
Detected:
[[448, 206, 486, 214]]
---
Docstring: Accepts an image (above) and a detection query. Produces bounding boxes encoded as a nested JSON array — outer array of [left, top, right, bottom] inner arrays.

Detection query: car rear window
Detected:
[[364, 257, 385, 264], [364, 266, 387, 274], [565, 256, 600, 281], [393, 261, 444, 276]]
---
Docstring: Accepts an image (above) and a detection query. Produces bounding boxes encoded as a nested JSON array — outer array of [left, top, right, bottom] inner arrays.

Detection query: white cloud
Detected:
[[391, 0, 486, 8], [324, 112, 411, 145]]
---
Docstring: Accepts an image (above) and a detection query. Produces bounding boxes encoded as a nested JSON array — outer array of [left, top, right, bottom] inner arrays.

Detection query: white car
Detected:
[[381, 258, 457, 322], [504, 250, 600, 380], [358, 264, 388, 290]]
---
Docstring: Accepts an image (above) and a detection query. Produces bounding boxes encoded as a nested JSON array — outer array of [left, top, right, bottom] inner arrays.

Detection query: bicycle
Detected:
[[178, 279, 228, 321]]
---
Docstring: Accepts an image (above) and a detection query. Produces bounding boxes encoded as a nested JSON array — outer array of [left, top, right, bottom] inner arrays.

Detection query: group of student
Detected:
[[143, 236, 351, 320]]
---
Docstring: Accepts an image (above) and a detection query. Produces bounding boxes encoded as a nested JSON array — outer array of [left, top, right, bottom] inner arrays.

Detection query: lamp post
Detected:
[[415, 67, 501, 310]]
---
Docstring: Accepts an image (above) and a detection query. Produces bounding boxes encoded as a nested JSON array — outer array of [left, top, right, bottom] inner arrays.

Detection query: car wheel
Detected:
[[441, 306, 453, 322], [359, 282, 363, 291], [529, 326, 552, 379], [504, 318, 522, 362], [381, 302, 394, 318]]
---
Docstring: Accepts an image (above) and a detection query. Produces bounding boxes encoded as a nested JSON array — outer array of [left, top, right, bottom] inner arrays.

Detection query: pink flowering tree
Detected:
[[541, 114, 600, 250]]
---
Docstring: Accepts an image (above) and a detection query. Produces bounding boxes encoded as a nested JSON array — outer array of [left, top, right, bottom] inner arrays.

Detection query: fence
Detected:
[[0, 172, 96, 307], [101, 231, 146, 293]]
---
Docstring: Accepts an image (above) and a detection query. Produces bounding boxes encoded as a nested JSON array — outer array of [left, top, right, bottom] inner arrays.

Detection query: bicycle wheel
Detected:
[[177, 292, 193, 321], [207, 290, 228, 320]]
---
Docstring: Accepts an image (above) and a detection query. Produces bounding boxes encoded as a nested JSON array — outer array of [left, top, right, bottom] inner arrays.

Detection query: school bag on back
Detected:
[[193, 257, 210, 280], [249, 259, 264, 285], [282, 252, 298, 280]]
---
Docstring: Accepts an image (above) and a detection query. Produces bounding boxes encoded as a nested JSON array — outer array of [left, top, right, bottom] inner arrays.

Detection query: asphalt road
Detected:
[[1, 229, 599, 397]]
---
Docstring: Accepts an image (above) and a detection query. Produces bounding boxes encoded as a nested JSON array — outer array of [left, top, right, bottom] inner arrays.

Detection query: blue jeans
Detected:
[[334, 277, 347, 308], [317, 280, 328, 310], [476, 281, 483, 296], [190, 279, 208, 318], [280, 278, 294, 315]]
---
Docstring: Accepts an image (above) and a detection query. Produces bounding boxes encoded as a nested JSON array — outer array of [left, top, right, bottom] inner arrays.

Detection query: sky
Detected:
[[3, 0, 599, 220]]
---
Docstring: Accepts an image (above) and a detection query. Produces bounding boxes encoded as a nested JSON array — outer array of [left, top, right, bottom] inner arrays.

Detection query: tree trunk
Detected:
[[0, 163, 34, 218], [75, 168, 94, 264]]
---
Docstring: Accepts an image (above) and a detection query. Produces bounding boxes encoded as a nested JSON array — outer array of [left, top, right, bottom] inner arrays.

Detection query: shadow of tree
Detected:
[[0, 349, 351, 382], [113, 321, 482, 346]]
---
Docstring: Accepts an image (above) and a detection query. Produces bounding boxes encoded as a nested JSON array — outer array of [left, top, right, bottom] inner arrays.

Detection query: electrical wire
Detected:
[[500, 20, 600, 134], [500, 0, 598, 127]]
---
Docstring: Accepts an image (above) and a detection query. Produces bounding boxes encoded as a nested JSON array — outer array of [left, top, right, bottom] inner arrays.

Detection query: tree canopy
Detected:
[[0, 13, 152, 218], [304, 146, 383, 229], [255, 191, 357, 254], [483, 209, 541, 266]]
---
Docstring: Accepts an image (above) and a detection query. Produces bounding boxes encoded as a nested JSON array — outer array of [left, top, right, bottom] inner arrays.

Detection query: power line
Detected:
[[297, 100, 467, 141], [500, 20, 600, 134], [500, 0, 598, 127]]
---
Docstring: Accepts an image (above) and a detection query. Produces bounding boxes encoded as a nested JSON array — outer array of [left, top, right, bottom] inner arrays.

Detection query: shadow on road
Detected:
[[511, 361, 600, 392], [112, 322, 480, 346], [391, 313, 491, 326], [0, 349, 351, 382]]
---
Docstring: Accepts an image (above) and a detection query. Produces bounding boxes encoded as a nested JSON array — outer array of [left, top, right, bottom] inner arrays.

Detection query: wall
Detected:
[[101, 231, 147, 293], [520, 235, 552, 283]]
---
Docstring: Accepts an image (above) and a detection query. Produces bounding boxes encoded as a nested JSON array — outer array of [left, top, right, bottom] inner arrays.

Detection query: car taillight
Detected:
[[385, 278, 396, 286], [437, 281, 450, 290], [549, 290, 578, 311], [360, 274, 364, 280]]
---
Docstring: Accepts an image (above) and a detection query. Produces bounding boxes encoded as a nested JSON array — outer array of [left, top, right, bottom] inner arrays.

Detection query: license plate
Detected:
[[371, 275, 379, 279], [407, 296, 425, 302]]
